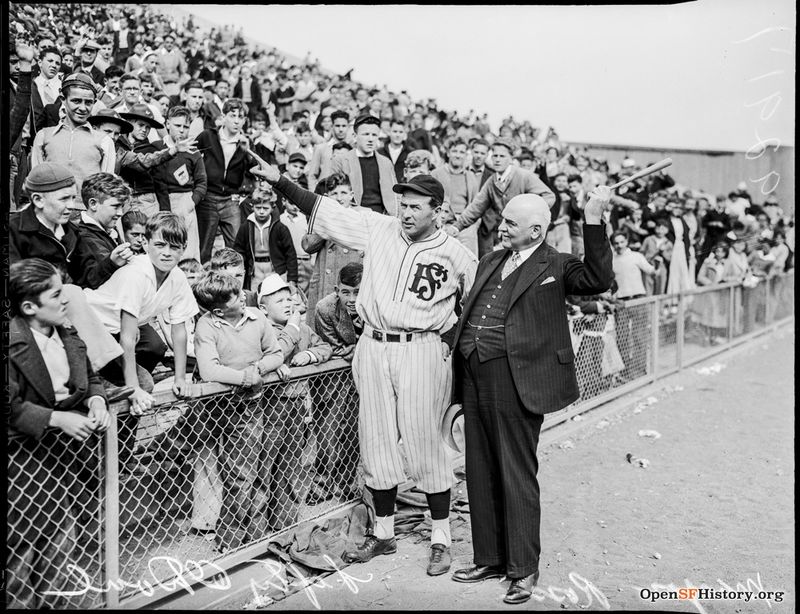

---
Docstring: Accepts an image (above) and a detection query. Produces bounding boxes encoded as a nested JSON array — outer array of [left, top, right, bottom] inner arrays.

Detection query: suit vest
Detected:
[[459, 258, 521, 362]]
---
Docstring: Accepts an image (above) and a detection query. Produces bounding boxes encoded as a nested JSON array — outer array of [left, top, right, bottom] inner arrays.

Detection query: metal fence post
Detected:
[[676, 293, 685, 368], [651, 299, 660, 380], [727, 285, 735, 343], [764, 277, 772, 325], [104, 403, 122, 608]]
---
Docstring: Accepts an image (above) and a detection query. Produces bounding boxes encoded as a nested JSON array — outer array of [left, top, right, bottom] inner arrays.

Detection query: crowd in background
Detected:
[[5, 3, 796, 606]]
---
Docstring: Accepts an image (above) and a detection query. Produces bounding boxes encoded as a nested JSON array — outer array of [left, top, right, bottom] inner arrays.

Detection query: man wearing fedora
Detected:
[[118, 103, 168, 216], [449, 187, 613, 604], [87, 107, 194, 179], [74, 38, 105, 86]]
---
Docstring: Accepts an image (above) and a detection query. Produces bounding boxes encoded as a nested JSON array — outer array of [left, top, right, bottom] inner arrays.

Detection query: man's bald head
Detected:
[[499, 194, 551, 251]]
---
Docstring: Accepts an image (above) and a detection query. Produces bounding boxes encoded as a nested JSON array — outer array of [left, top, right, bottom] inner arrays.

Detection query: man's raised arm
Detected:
[[249, 152, 370, 251]]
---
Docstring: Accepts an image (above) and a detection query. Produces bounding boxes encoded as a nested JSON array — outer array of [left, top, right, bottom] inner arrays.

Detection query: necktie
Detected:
[[501, 251, 522, 280]]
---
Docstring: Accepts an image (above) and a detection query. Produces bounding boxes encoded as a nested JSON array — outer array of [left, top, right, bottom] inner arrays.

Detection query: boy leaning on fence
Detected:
[[192, 270, 285, 553], [7, 258, 111, 609], [257, 273, 333, 530], [307, 261, 364, 504]]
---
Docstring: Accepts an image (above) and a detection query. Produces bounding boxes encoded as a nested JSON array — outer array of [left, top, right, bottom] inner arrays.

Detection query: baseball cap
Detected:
[[353, 114, 380, 132], [392, 174, 445, 203], [257, 273, 290, 301], [120, 103, 164, 129], [88, 108, 133, 134], [287, 152, 307, 166], [24, 162, 76, 194]]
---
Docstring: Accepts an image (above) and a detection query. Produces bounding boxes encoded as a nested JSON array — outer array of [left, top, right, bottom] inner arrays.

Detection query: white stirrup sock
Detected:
[[375, 515, 395, 540], [431, 518, 451, 547]]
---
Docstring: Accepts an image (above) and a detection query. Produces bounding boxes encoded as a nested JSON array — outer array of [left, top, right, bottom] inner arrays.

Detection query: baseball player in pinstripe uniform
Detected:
[[251, 160, 477, 577]]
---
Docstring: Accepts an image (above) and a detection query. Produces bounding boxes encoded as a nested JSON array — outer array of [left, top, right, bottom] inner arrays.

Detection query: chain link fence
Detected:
[[6, 273, 793, 609]]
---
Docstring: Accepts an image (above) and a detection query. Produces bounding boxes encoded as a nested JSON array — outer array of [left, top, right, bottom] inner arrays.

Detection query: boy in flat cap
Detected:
[[30, 73, 116, 192], [330, 114, 398, 215]]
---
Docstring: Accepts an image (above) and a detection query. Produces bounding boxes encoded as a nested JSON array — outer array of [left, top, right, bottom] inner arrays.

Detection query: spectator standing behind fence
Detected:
[[302, 174, 365, 323], [84, 213, 198, 466], [196, 98, 254, 262], [234, 186, 298, 293], [445, 138, 556, 258], [121, 210, 148, 255], [611, 232, 655, 382], [7, 258, 111, 609], [307, 110, 351, 191], [693, 242, 730, 346], [432, 137, 481, 256], [279, 190, 315, 294], [30, 73, 116, 192], [151, 105, 208, 261], [192, 270, 285, 553], [377, 118, 413, 182], [308, 262, 364, 503], [640, 218, 672, 295], [330, 114, 398, 215], [75, 172, 131, 262], [258, 274, 333, 531], [663, 199, 694, 295]]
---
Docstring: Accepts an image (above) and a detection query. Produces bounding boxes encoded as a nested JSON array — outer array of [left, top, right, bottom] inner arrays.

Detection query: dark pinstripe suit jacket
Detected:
[[452, 225, 614, 414]]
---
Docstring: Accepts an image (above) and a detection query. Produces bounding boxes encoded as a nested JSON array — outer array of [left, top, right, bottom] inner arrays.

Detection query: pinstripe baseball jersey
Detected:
[[309, 195, 478, 332]]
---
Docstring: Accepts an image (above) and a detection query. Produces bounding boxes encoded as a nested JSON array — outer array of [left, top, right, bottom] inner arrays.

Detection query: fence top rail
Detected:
[[620, 270, 794, 307], [9, 271, 792, 428]]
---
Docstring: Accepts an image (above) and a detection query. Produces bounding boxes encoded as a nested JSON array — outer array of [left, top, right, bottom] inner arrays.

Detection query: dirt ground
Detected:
[[196, 327, 794, 612]]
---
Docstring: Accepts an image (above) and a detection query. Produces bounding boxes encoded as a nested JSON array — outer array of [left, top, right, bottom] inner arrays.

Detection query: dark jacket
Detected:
[[119, 138, 159, 195], [10, 71, 32, 149], [8, 316, 106, 559], [452, 225, 613, 414], [196, 128, 254, 198], [150, 140, 208, 210], [377, 141, 414, 182], [8, 316, 106, 439], [233, 208, 299, 287], [233, 78, 263, 113], [9, 205, 119, 289], [76, 218, 119, 261]]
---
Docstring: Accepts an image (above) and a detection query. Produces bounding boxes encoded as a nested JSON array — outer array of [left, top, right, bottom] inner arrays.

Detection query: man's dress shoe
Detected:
[[451, 564, 506, 583], [503, 571, 540, 604]]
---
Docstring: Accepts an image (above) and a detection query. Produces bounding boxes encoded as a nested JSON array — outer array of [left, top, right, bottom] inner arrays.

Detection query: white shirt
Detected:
[[34, 74, 61, 105], [515, 241, 542, 265], [84, 254, 199, 334], [31, 328, 71, 402], [613, 248, 654, 298]]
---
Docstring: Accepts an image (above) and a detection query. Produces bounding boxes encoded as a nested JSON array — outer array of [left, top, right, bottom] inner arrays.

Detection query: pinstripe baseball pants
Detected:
[[352, 333, 454, 494]]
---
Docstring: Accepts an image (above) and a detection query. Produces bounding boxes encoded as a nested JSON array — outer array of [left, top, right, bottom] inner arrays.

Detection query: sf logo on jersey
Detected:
[[408, 262, 448, 301]]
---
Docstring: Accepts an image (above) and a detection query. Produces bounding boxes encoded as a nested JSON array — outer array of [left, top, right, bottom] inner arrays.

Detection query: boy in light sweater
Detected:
[[257, 273, 332, 530], [193, 271, 285, 552]]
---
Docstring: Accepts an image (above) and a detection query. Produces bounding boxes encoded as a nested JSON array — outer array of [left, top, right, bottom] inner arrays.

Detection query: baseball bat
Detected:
[[609, 158, 672, 190]]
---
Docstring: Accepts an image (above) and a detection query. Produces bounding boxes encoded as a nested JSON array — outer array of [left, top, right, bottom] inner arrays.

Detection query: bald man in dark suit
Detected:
[[450, 186, 614, 604]]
